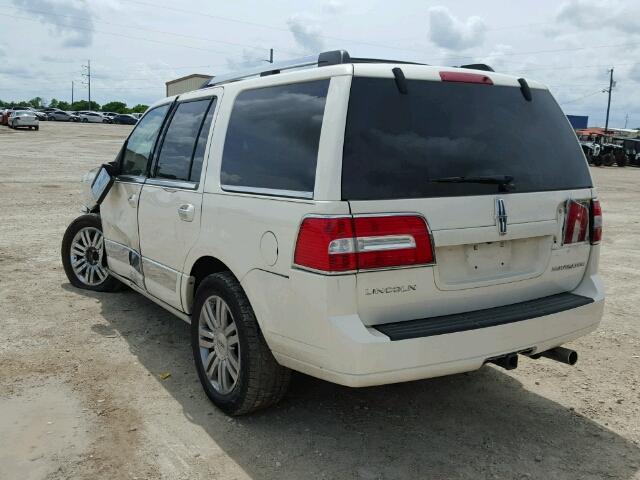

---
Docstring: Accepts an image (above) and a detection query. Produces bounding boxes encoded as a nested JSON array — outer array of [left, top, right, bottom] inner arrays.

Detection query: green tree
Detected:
[[101, 101, 128, 113], [129, 104, 149, 113], [27, 97, 43, 108], [70, 100, 101, 111]]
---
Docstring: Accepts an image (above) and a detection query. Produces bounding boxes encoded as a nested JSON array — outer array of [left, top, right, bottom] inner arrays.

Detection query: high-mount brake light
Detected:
[[439, 71, 493, 85], [293, 215, 434, 273], [563, 199, 589, 245], [590, 199, 603, 244]]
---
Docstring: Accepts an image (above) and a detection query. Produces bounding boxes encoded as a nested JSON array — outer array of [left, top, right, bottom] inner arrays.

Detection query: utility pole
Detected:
[[624, 113, 628, 129], [604, 67, 614, 133], [71, 81, 74, 105], [82, 60, 91, 107]]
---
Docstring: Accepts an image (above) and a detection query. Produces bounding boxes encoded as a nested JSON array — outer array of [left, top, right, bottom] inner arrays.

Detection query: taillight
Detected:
[[293, 215, 434, 273], [563, 200, 589, 245], [294, 217, 356, 272], [590, 199, 602, 244]]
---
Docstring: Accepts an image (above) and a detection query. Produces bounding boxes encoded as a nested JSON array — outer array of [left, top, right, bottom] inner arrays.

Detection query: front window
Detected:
[[120, 104, 170, 176]]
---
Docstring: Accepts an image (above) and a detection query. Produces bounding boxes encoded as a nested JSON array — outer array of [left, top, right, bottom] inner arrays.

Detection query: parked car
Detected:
[[8, 110, 39, 130], [619, 137, 640, 167], [47, 110, 73, 121], [77, 111, 106, 123], [67, 111, 81, 122], [33, 110, 48, 121], [61, 50, 604, 415], [101, 112, 117, 124], [0, 109, 9, 126], [112, 113, 137, 125], [131, 112, 143, 120]]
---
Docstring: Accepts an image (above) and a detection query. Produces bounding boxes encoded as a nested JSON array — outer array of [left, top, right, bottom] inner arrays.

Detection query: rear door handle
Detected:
[[178, 204, 195, 222]]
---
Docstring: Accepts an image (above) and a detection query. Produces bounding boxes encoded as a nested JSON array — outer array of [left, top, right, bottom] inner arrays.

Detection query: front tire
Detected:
[[61, 214, 123, 292], [191, 272, 290, 415]]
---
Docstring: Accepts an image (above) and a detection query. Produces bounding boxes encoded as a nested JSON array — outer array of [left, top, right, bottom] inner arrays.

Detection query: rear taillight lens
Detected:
[[294, 217, 356, 272], [563, 200, 589, 245], [590, 199, 602, 244], [293, 215, 434, 273]]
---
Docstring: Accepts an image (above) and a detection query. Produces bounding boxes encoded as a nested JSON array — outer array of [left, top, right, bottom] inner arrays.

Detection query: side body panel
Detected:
[[102, 178, 144, 286]]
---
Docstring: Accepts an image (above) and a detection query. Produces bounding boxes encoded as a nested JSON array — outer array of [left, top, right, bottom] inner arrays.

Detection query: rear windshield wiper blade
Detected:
[[430, 175, 515, 191]]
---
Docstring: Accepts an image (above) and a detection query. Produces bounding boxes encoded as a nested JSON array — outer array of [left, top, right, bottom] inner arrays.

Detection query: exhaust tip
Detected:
[[537, 346, 578, 366]]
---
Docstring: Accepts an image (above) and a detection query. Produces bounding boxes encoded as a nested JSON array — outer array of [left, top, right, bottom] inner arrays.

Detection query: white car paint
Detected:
[[8, 110, 39, 129], [95, 61, 604, 387], [77, 111, 106, 123]]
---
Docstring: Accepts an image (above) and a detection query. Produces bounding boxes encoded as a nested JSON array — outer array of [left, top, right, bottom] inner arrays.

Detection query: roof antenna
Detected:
[[392, 67, 408, 94], [518, 78, 532, 102]]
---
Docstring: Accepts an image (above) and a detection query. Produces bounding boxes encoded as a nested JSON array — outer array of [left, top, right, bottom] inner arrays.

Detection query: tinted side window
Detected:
[[155, 99, 212, 181], [221, 80, 329, 197], [190, 98, 217, 182], [121, 104, 170, 176]]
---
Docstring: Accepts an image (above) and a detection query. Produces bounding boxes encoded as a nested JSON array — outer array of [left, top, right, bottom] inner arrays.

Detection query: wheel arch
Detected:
[[189, 255, 234, 295]]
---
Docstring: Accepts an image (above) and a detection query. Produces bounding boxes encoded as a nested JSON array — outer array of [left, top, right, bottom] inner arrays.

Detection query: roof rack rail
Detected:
[[458, 63, 494, 72], [204, 50, 352, 87], [351, 57, 426, 65]]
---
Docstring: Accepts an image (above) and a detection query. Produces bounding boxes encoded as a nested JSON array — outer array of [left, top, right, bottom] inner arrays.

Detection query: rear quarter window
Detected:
[[220, 80, 330, 198]]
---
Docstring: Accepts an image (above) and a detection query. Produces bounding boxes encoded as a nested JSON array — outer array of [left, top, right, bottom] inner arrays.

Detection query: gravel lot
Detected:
[[1, 122, 639, 480]]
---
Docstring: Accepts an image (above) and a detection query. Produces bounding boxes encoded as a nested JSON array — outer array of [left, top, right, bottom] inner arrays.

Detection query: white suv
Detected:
[[61, 51, 604, 415]]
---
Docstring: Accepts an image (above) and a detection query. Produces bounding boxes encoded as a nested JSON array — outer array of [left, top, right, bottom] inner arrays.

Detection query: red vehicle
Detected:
[[0, 109, 10, 126]]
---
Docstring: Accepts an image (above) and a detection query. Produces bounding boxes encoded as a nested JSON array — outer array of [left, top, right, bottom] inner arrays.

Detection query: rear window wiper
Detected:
[[430, 175, 515, 192]]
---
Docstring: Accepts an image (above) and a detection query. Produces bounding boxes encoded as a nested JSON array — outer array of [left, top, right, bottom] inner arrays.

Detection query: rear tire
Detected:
[[191, 272, 290, 415], [61, 214, 124, 292]]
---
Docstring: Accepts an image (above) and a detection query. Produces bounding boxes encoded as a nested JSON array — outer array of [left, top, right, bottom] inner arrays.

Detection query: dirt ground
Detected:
[[1, 121, 639, 480]]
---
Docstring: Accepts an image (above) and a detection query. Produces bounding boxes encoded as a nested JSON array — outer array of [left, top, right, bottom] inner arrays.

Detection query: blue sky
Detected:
[[1, 0, 639, 127]]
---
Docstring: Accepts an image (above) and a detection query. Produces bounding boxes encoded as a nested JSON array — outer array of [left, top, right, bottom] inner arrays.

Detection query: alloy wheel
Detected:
[[198, 295, 241, 395], [69, 226, 108, 286]]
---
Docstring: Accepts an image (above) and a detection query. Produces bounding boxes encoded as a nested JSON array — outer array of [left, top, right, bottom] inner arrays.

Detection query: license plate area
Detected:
[[434, 236, 551, 290]]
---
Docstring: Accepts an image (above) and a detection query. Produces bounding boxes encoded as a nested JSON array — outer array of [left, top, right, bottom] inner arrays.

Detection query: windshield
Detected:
[[342, 77, 592, 200]]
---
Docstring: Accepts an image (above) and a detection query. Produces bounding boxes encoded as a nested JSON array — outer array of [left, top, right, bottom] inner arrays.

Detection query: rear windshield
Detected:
[[342, 77, 592, 200]]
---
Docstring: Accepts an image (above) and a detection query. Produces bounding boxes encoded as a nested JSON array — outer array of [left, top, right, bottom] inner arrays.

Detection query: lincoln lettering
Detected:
[[365, 285, 417, 296]]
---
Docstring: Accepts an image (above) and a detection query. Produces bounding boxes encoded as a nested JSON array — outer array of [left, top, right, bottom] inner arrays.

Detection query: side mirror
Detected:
[[90, 165, 115, 205]]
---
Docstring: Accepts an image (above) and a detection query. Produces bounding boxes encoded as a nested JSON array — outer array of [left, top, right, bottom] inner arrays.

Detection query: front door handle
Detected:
[[178, 204, 195, 222], [127, 193, 138, 207]]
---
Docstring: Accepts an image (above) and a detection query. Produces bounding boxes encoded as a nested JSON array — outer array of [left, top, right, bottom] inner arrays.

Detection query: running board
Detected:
[[375, 293, 594, 341], [109, 270, 191, 324]]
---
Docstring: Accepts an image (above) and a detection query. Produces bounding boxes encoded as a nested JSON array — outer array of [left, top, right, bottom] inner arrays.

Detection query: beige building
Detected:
[[165, 74, 213, 97]]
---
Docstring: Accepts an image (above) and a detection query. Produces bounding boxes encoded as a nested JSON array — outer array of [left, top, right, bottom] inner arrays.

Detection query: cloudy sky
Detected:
[[1, 0, 639, 127]]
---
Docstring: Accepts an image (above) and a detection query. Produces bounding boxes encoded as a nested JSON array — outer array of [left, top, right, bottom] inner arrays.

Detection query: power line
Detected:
[[0, 12, 234, 55], [1, 2, 298, 56], [559, 90, 603, 105]]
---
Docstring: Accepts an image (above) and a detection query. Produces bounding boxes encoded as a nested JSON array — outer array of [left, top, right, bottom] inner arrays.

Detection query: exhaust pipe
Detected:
[[488, 353, 519, 370], [534, 347, 578, 365]]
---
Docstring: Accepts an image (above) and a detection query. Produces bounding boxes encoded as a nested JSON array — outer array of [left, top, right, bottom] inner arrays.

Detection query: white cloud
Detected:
[[556, 0, 640, 35], [287, 14, 324, 54], [629, 64, 640, 83], [225, 49, 270, 71], [11, 0, 94, 47], [427, 6, 487, 51], [323, 0, 343, 15]]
